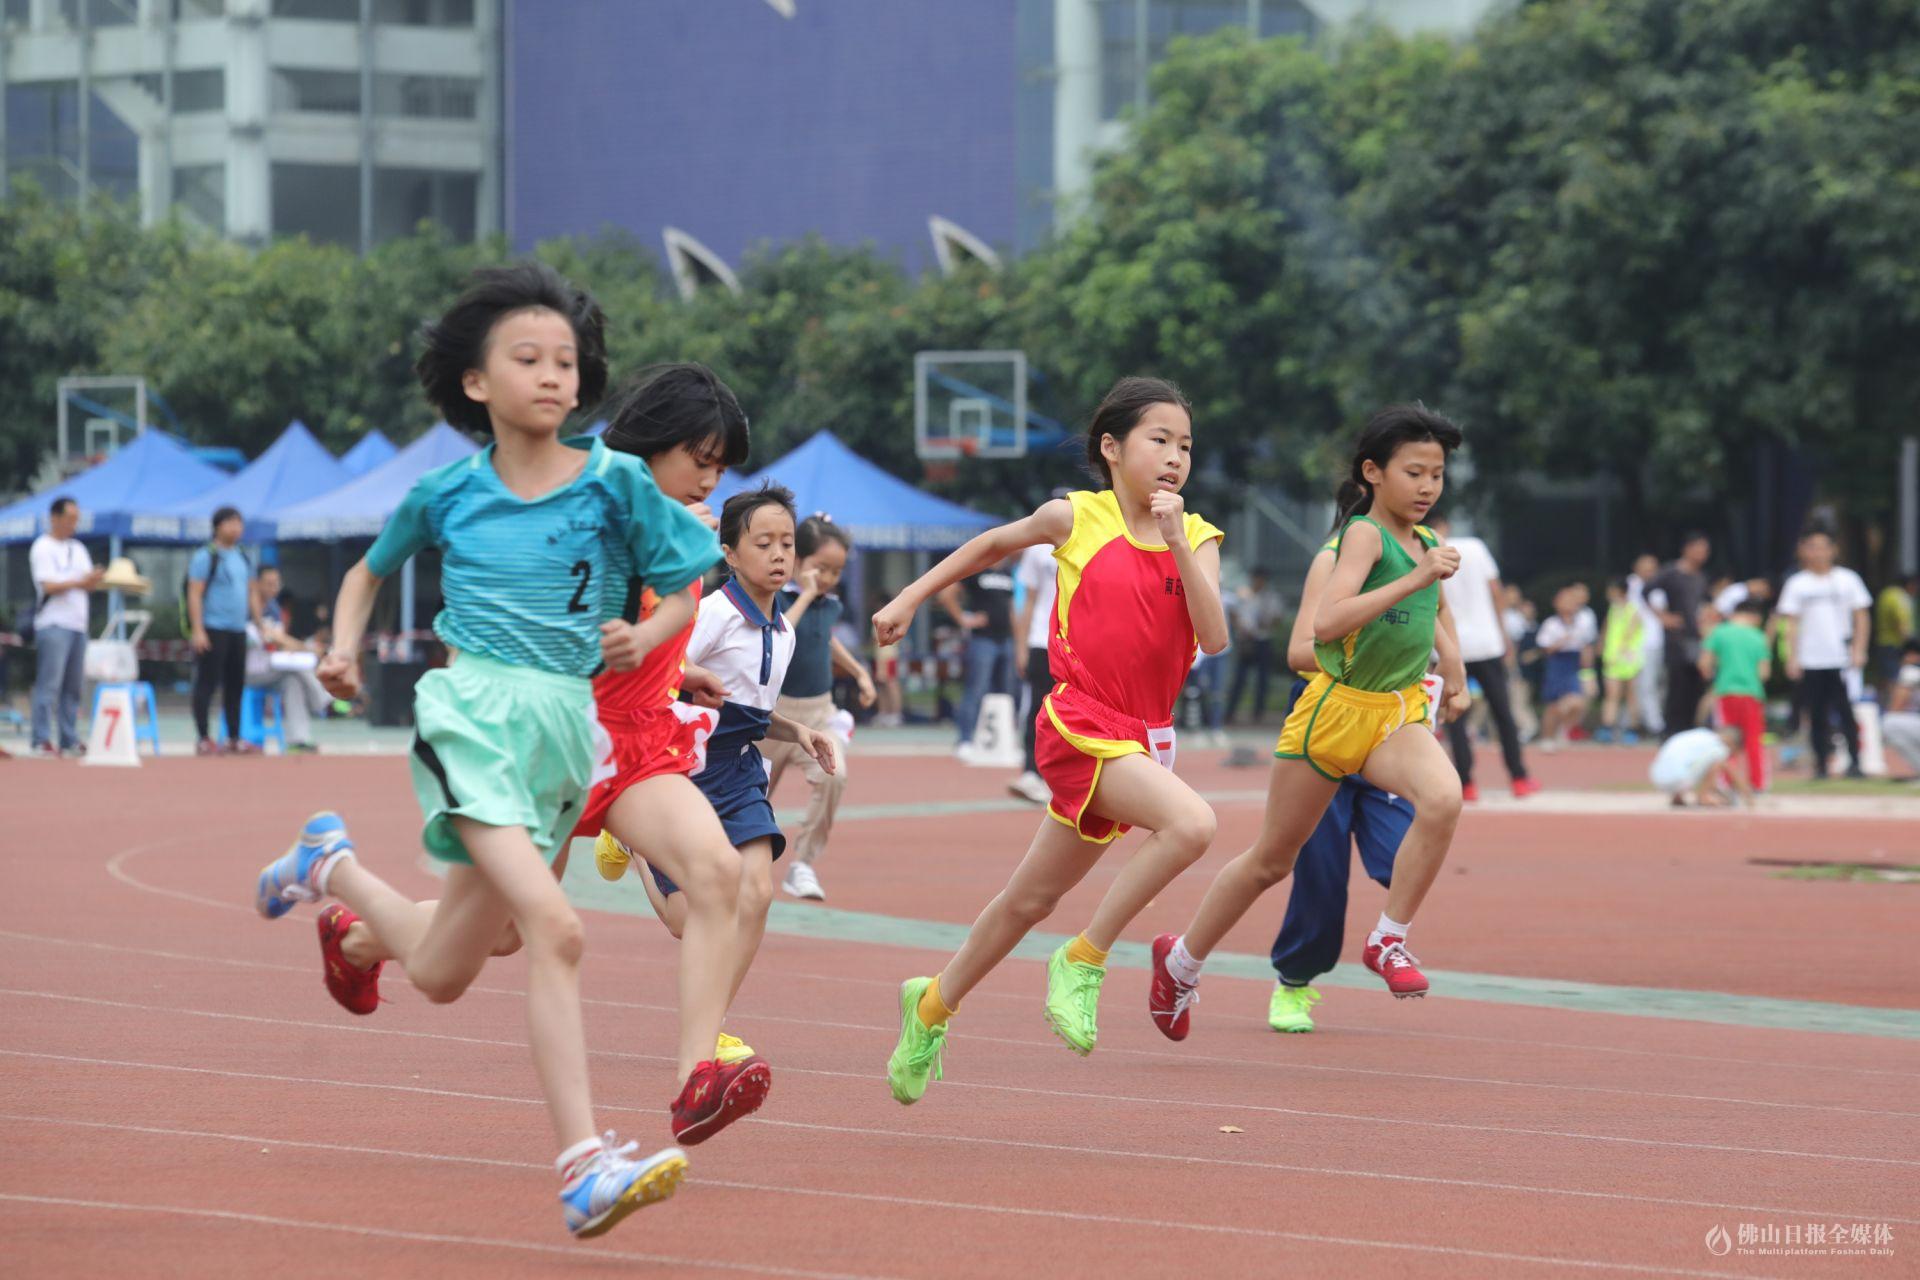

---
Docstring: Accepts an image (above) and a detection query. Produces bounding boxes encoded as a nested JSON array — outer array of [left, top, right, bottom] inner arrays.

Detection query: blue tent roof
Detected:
[[0, 429, 229, 544], [125, 421, 353, 543], [339, 430, 398, 476], [273, 423, 480, 540], [712, 431, 997, 551]]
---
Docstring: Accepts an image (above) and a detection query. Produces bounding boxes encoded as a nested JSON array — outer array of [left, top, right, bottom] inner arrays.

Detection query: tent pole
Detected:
[[399, 556, 416, 661], [107, 533, 123, 633]]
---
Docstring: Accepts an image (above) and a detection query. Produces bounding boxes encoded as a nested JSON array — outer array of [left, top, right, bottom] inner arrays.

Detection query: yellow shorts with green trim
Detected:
[[1274, 672, 1428, 781]]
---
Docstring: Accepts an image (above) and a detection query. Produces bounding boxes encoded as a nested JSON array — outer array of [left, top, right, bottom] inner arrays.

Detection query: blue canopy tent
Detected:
[[339, 429, 398, 477], [272, 423, 479, 541], [127, 421, 351, 544], [272, 423, 480, 652], [711, 430, 996, 551], [0, 429, 229, 544]]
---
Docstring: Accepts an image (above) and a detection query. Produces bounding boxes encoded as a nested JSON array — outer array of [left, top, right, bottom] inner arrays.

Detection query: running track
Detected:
[[2, 747, 1914, 1278]]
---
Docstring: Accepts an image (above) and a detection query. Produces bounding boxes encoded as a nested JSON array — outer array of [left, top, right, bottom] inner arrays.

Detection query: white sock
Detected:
[[1165, 937, 1204, 986], [555, 1136, 603, 1181], [313, 848, 354, 895], [1370, 913, 1411, 947]]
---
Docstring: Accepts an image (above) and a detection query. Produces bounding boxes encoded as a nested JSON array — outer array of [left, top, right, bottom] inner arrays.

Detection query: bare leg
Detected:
[[937, 819, 1108, 1007], [1360, 726, 1465, 924], [1074, 753, 1218, 950], [605, 774, 740, 1084], [1180, 760, 1339, 959], [727, 840, 777, 1006]]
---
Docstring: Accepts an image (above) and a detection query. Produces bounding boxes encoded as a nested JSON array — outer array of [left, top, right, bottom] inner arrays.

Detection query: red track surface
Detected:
[[3, 750, 1914, 1278]]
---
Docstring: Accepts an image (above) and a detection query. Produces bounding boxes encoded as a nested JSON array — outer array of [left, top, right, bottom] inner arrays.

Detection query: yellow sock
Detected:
[[917, 975, 956, 1027], [1066, 933, 1109, 968]]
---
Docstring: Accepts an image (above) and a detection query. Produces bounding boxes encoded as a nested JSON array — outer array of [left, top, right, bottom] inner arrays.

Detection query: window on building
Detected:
[[3, 0, 32, 31], [2, 83, 136, 201], [274, 68, 361, 114], [271, 0, 355, 18], [60, 0, 138, 27], [374, 0, 473, 26], [272, 161, 361, 245], [373, 167, 476, 242], [375, 74, 478, 119], [1100, 0, 1318, 119], [174, 162, 225, 233], [133, 68, 225, 112]]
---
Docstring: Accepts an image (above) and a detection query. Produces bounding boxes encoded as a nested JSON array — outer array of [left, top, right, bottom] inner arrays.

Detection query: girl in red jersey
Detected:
[[572, 363, 779, 1145], [872, 377, 1229, 1103]]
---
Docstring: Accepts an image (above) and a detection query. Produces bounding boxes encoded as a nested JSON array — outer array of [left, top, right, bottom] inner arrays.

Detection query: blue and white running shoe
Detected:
[[561, 1133, 687, 1238], [255, 811, 353, 920]]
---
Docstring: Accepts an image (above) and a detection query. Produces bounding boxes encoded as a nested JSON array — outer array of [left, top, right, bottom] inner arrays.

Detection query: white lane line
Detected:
[[0, 1192, 897, 1279], [0, 1123, 1794, 1280], [3, 929, 1910, 1117], [7, 983, 1918, 1140], [11, 1110, 1918, 1233], [4, 1045, 1917, 1222]]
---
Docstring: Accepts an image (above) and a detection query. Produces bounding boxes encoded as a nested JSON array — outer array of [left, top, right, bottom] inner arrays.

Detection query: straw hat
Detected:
[[97, 557, 153, 595]]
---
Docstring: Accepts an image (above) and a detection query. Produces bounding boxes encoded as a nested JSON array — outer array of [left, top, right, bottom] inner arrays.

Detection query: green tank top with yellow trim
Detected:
[[1313, 515, 1439, 693]]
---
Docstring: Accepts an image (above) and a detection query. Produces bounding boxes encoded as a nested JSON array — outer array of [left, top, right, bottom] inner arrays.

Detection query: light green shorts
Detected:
[[408, 652, 599, 865]]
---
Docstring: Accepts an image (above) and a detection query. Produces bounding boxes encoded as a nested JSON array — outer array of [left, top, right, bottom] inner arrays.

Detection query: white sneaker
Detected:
[[1008, 771, 1051, 805], [955, 741, 982, 765], [783, 861, 825, 901]]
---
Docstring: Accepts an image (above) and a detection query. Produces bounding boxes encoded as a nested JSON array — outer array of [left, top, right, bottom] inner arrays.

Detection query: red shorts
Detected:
[[1035, 683, 1177, 845], [573, 702, 716, 837]]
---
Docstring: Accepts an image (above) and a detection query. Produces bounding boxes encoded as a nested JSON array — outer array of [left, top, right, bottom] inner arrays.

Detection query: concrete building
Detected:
[[2, 0, 501, 248]]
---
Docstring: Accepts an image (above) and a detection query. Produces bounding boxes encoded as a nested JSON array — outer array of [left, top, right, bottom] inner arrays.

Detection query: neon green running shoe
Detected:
[[887, 978, 948, 1105], [1044, 943, 1105, 1056], [1268, 983, 1320, 1033]]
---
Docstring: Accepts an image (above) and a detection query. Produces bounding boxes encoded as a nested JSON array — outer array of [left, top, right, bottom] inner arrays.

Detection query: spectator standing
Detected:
[[939, 558, 1016, 755], [1873, 571, 1918, 686], [188, 506, 265, 755], [29, 497, 104, 757], [1773, 530, 1871, 779], [1624, 554, 1667, 736], [1227, 570, 1284, 724], [1430, 515, 1534, 798], [1650, 533, 1711, 737], [1009, 539, 1058, 804]]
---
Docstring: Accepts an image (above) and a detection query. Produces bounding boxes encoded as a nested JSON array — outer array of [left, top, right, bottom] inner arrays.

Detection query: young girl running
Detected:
[[562, 362, 791, 1144], [1147, 405, 1470, 1033], [251, 264, 720, 1237], [603, 485, 838, 1040], [875, 376, 1228, 1104], [762, 515, 875, 902]]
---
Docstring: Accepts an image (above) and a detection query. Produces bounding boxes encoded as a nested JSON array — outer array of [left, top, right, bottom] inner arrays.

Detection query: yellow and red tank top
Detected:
[[1046, 490, 1224, 723], [592, 577, 704, 727]]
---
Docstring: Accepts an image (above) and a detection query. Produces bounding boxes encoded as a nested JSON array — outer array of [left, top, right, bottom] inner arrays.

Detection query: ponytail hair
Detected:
[[796, 512, 851, 559], [1330, 403, 1463, 533], [1084, 375, 1191, 486]]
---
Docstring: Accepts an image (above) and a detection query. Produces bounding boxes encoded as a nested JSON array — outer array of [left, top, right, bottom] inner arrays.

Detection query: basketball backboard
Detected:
[[914, 350, 1028, 460]]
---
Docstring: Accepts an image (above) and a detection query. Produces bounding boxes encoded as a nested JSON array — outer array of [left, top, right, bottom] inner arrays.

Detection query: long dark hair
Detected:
[[601, 362, 750, 467], [414, 261, 608, 437], [1084, 376, 1191, 487], [1331, 403, 1463, 532]]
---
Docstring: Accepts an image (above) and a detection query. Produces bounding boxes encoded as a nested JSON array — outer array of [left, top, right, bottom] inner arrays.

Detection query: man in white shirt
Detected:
[[29, 497, 104, 757], [1625, 554, 1666, 735], [1772, 529, 1871, 778], [1227, 570, 1284, 724], [1009, 539, 1058, 805], [1430, 516, 1535, 799]]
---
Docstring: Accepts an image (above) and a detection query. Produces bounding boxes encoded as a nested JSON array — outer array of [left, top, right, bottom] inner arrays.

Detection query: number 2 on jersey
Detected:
[[568, 560, 593, 613]]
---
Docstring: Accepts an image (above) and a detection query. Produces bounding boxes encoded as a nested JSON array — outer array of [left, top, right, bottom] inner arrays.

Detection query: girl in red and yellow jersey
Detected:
[[872, 377, 1229, 1103]]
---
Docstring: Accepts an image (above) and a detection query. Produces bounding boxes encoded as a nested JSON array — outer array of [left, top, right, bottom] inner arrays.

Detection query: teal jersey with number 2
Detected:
[[366, 435, 720, 678]]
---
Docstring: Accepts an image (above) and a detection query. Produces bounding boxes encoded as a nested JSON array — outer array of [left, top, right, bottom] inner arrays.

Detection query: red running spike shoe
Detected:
[[1148, 933, 1199, 1041], [670, 1055, 772, 1145], [1363, 935, 1429, 998], [317, 904, 383, 1015]]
